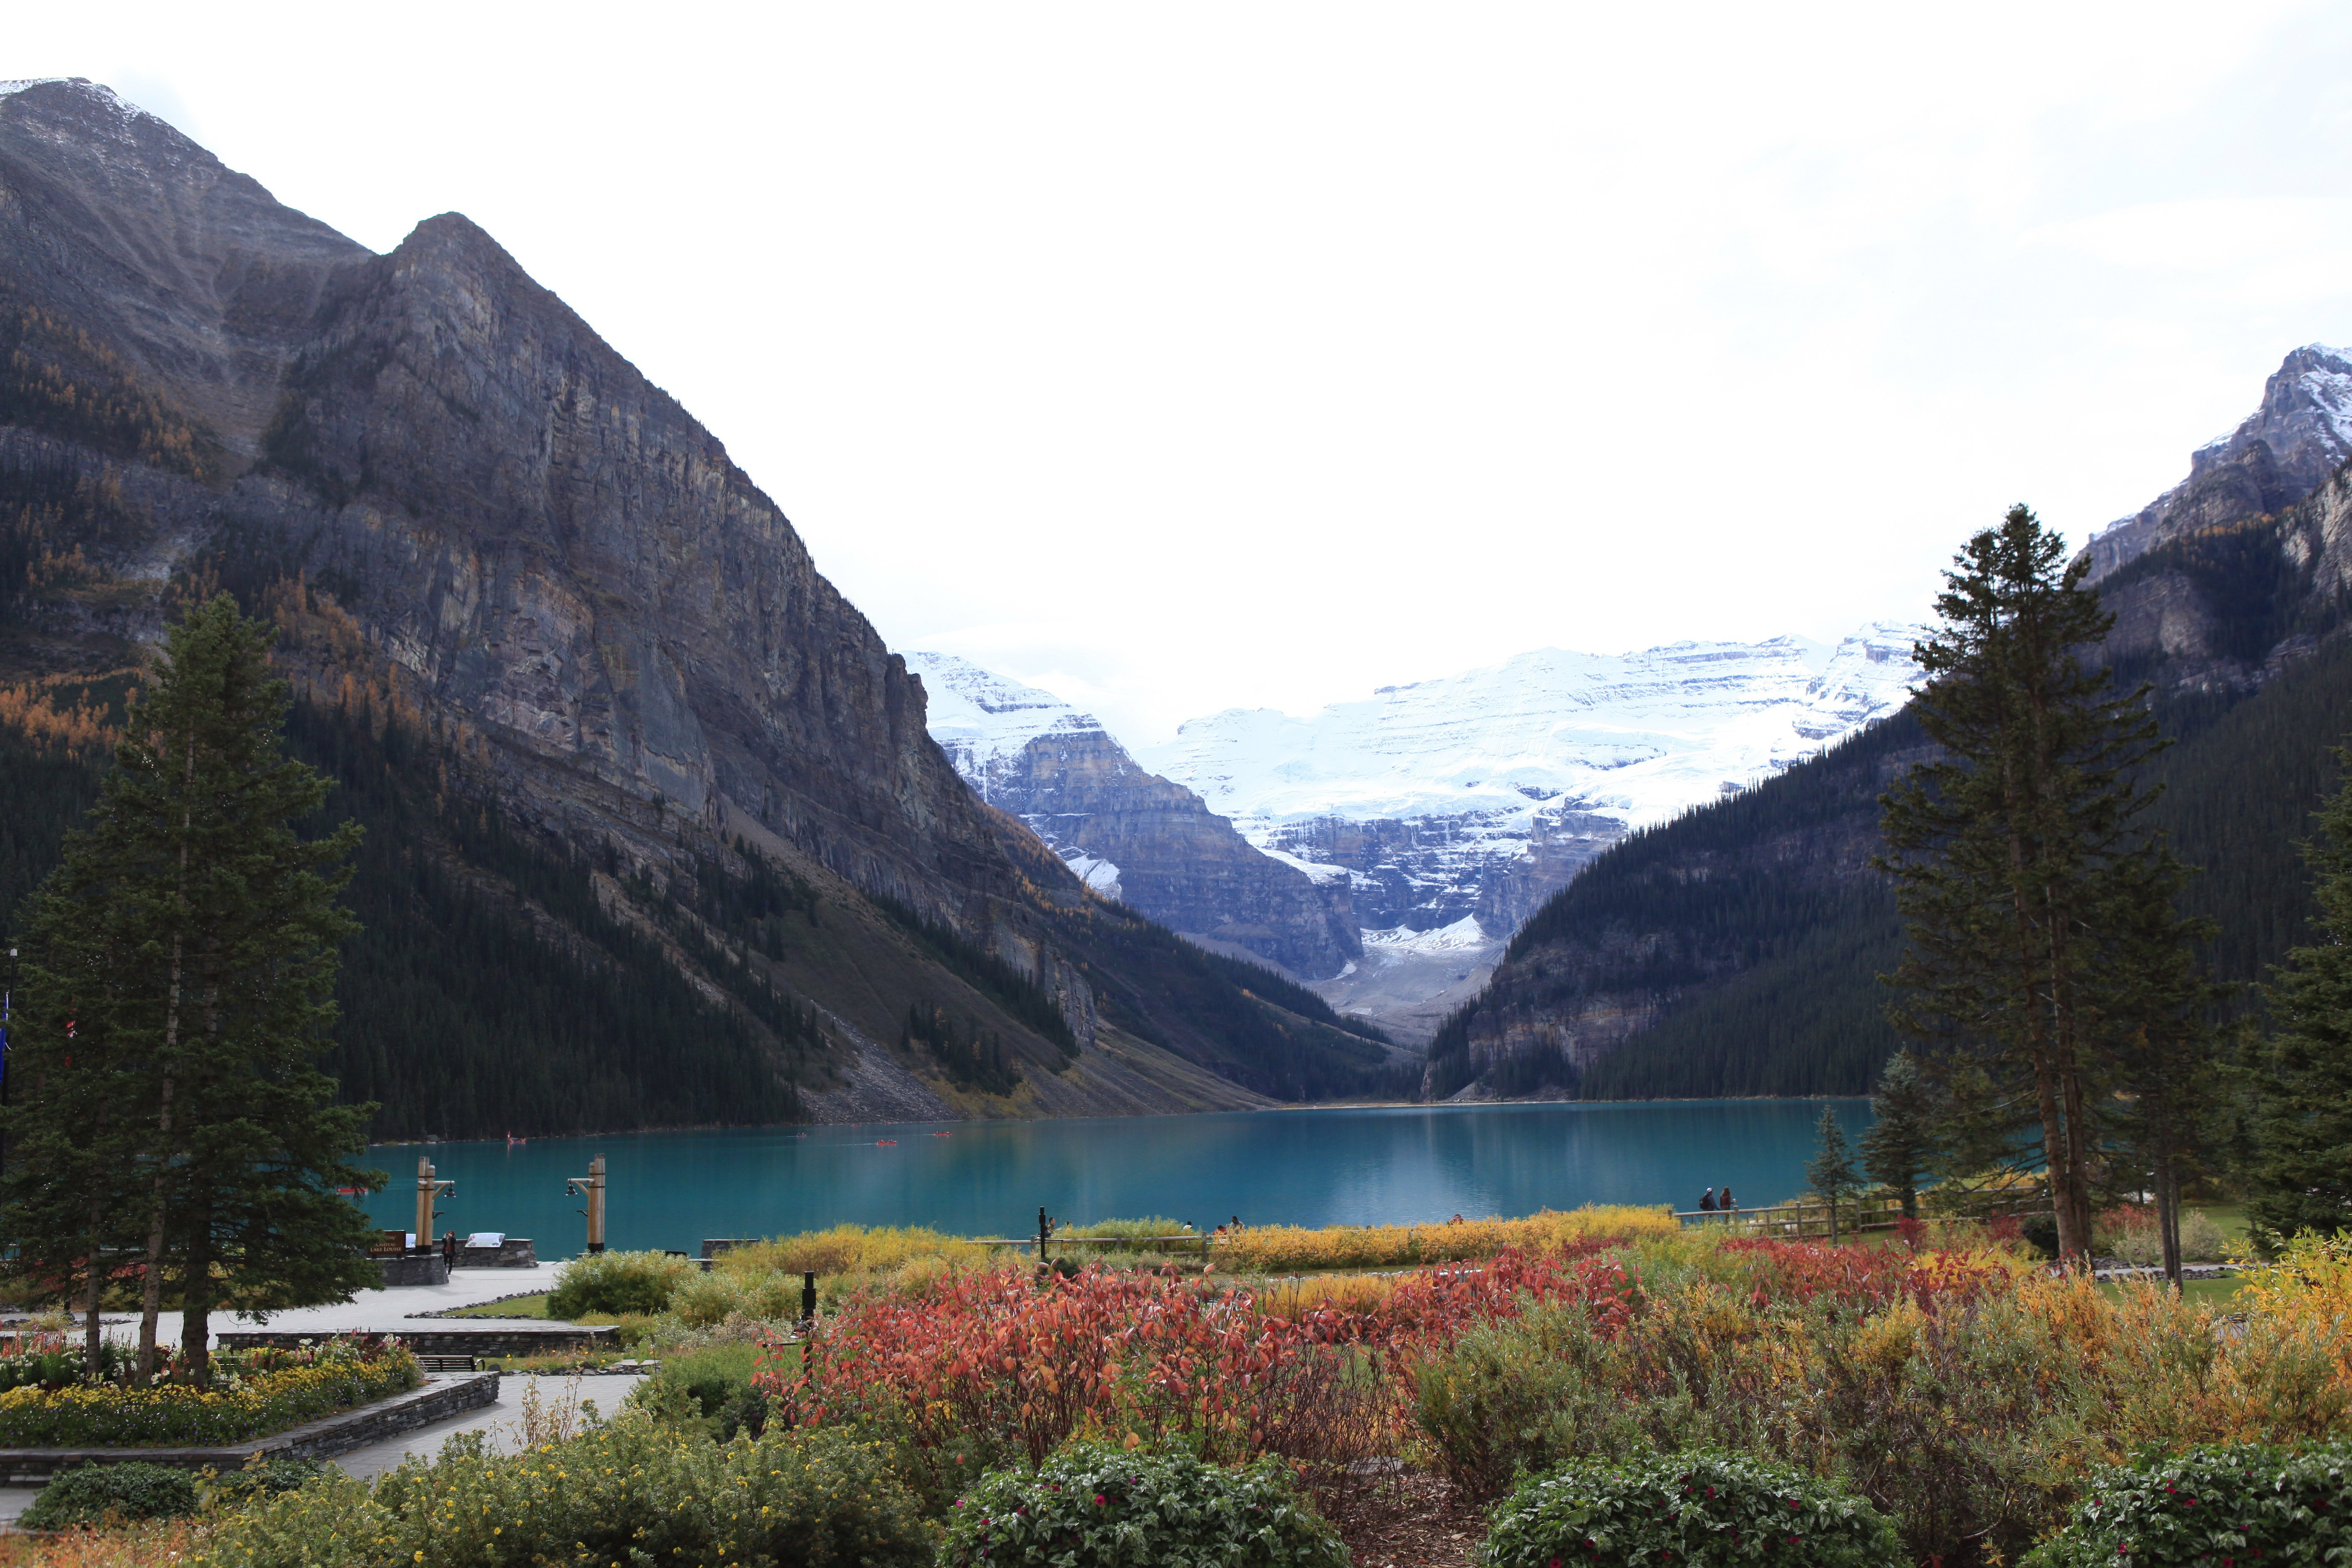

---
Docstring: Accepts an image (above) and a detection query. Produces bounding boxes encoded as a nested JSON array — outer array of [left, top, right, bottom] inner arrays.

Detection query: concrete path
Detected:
[[165, 1265, 565, 1346], [0, 1373, 622, 1524]]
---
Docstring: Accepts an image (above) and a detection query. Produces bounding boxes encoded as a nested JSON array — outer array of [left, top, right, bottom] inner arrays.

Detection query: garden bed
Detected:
[[0, 1339, 421, 1449], [0, 1372, 497, 1483]]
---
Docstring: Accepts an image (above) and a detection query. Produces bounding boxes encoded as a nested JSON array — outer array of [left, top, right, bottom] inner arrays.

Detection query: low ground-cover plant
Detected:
[[542, 1248, 695, 1319], [717, 1222, 993, 1279], [1413, 1236, 2352, 1564], [1212, 1204, 1675, 1272], [21, 1463, 199, 1529], [190, 1418, 931, 1568], [2022, 1442, 2352, 1566], [0, 1338, 417, 1447], [1482, 1450, 1902, 1568], [939, 1440, 1347, 1568], [203, 1460, 328, 1512]]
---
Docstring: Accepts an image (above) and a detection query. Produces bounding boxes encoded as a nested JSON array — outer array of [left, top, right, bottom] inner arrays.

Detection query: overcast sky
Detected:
[[18, 3, 2352, 743]]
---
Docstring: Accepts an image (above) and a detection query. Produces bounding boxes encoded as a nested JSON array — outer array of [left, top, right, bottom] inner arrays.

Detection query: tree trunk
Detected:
[[2058, 1061, 2095, 1266], [83, 1190, 105, 1377], [180, 1212, 213, 1384], [2030, 1058, 2080, 1259], [2155, 1147, 2183, 1291], [136, 1066, 174, 1382], [141, 733, 196, 1382]]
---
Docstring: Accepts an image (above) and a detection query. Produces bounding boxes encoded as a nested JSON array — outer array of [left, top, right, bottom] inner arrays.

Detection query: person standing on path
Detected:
[[1720, 1185, 1736, 1213], [1700, 1187, 1716, 1212]]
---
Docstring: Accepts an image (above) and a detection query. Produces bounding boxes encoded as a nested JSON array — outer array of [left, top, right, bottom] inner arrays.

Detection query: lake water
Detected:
[[360, 1099, 1874, 1255]]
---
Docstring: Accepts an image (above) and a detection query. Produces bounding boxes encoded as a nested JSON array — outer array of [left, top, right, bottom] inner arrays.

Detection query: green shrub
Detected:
[[2022, 1442, 2352, 1567], [937, 1441, 1346, 1568], [191, 1418, 930, 1568], [668, 1265, 801, 1326], [1482, 1451, 1902, 1568], [1413, 1300, 1655, 1499], [543, 1249, 694, 1318], [204, 1459, 328, 1511], [22, 1462, 199, 1528]]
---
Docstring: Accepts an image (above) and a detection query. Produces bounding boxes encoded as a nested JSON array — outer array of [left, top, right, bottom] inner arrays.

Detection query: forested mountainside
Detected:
[[0, 78, 1403, 1136], [1430, 347, 2352, 1101]]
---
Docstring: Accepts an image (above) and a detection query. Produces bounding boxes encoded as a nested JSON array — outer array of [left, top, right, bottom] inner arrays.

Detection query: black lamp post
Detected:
[[1, 944, 15, 1181]]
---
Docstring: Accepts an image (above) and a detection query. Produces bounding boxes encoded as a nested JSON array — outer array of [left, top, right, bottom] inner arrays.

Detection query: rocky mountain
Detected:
[[0, 78, 1400, 1132], [902, 652, 1359, 978], [1430, 345, 2352, 1101], [1137, 629, 1921, 1034]]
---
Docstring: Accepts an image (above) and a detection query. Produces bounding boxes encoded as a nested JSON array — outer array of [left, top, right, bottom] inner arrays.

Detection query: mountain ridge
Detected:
[[0, 77, 1398, 1132]]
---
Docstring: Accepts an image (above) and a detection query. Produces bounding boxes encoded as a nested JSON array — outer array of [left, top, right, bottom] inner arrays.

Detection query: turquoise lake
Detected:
[[361, 1099, 1875, 1255]]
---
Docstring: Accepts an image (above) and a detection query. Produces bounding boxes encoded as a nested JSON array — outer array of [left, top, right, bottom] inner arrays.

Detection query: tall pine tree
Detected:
[[1877, 505, 2184, 1263], [2246, 745, 2352, 1248], [0, 595, 383, 1379]]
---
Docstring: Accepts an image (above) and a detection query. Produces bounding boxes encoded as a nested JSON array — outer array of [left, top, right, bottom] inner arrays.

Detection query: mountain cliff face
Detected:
[[902, 653, 1359, 978], [1433, 346, 2352, 1100], [0, 78, 1393, 1130], [2083, 344, 2352, 583]]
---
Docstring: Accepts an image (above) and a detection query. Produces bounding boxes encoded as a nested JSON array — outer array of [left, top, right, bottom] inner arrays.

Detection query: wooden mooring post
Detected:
[[567, 1153, 608, 1254], [414, 1157, 455, 1245]]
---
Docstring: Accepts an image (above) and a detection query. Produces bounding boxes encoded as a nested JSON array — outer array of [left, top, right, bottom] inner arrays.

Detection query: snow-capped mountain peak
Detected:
[[903, 650, 1103, 784]]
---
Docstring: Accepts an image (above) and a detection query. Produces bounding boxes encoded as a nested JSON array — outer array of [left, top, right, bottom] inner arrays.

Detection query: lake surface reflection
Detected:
[[362, 1099, 1873, 1255]]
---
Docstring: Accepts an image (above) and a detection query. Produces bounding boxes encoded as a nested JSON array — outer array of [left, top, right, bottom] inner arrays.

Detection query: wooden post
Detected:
[[414, 1158, 455, 1246], [801, 1270, 816, 1324], [567, 1154, 607, 1254]]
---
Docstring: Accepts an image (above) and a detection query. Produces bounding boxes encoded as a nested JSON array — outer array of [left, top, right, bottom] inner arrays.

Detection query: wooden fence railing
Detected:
[[1673, 1190, 2052, 1240]]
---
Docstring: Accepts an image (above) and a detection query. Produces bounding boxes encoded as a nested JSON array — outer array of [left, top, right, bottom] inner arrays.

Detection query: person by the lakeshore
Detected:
[[1700, 1187, 1716, 1212], [1720, 1185, 1736, 1213]]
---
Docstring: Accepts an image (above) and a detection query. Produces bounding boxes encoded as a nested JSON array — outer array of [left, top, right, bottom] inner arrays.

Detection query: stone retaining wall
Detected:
[[219, 1327, 615, 1356], [0, 1373, 500, 1483]]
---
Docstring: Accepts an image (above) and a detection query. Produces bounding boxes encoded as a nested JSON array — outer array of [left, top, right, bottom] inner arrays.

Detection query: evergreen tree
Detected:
[[1859, 1050, 1938, 1220], [1806, 1107, 1861, 1241], [1877, 505, 2177, 1263], [2246, 746, 2352, 1248], [0, 596, 382, 1380], [2095, 841, 2229, 1287]]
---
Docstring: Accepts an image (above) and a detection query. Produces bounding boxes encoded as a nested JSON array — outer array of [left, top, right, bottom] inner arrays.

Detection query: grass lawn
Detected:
[[2192, 1203, 2250, 1250], [2094, 1274, 2243, 1307], [451, 1292, 549, 1318]]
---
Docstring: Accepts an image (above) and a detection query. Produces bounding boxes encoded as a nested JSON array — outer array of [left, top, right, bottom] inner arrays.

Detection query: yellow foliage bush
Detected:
[[1211, 1205, 1676, 1273], [715, 1224, 993, 1280]]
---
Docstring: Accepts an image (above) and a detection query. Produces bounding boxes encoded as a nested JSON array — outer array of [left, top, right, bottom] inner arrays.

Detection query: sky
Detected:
[[16, 2, 2352, 744]]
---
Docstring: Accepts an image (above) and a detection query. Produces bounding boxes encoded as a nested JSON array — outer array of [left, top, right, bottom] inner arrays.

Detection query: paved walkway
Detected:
[[0, 1264, 610, 1524]]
